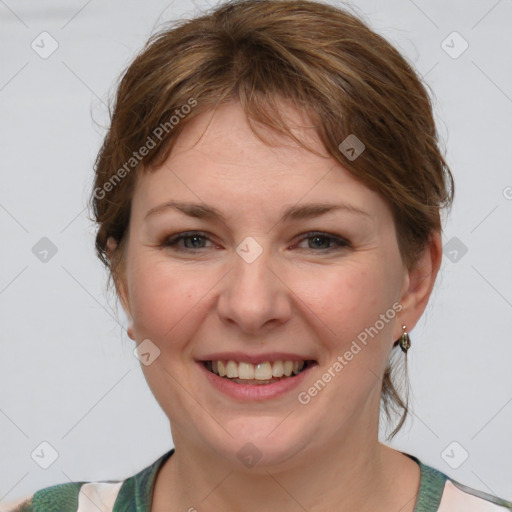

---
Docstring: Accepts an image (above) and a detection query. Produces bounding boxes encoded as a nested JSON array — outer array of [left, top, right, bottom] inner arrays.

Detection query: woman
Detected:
[[7, 0, 511, 510]]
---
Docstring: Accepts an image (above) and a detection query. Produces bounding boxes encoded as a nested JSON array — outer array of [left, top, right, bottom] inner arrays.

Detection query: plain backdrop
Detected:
[[1, 0, 511, 506]]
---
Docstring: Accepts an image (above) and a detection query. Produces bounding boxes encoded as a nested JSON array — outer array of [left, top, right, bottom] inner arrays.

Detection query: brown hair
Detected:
[[89, 0, 454, 439]]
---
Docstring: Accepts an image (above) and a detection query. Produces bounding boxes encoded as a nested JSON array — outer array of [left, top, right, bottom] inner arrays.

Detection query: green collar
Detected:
[[403, 452, 447, 512]]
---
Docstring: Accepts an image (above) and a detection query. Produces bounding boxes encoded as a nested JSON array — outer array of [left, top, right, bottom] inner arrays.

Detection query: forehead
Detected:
[[166, 100, 328, 174], [131, 101, 390, 224]]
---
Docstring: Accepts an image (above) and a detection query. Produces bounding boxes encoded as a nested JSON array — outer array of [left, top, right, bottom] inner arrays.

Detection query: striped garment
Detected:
[[4, 449, 512, 511]]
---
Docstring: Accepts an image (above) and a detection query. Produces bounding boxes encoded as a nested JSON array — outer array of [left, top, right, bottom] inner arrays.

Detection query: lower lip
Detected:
[[198, 362, 315, 401]]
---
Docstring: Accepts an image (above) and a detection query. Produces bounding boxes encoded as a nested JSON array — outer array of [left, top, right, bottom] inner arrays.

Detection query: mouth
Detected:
[[202, 359, 317, 385]]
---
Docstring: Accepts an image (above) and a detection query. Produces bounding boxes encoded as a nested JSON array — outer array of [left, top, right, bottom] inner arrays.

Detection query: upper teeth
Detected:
[[210, 360, 306, 380]]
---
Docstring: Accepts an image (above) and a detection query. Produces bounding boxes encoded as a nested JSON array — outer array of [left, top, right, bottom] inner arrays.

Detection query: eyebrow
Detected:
[[143, 200, 370, 223]]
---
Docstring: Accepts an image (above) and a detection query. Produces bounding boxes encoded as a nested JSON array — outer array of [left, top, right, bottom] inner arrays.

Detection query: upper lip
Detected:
[[197, 352, 317, 365]]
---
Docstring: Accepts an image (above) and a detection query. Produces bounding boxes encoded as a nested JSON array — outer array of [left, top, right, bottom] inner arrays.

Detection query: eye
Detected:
[[161, 231, 215, 251], [295, 232, 350, 251]]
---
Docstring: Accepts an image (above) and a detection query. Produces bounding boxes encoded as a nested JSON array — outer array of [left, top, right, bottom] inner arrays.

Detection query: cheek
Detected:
[[291, 261, 399, 357], [297, 262, 387, 321], [127, 259, 217, 343]]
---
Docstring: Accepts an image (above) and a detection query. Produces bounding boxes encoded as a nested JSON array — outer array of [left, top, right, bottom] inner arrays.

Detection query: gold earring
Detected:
[[399, 325, 411, 353]]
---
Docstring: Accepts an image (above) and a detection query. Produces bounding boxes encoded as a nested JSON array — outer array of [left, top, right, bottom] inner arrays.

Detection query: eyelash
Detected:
[[161, 231, 350, 253]]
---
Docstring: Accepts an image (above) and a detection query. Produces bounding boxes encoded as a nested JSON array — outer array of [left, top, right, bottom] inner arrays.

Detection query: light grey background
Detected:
[[1, 0, 511, 506]]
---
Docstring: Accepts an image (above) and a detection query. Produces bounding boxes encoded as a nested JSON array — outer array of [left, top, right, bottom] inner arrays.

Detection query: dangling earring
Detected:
[[399, 324, 411, 353]]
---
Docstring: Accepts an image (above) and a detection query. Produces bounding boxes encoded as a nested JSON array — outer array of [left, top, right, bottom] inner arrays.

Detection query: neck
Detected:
[[152, 425, 419, 512]]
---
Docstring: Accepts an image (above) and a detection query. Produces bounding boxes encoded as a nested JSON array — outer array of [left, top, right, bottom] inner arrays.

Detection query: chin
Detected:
[[199, 415, 314, 471]]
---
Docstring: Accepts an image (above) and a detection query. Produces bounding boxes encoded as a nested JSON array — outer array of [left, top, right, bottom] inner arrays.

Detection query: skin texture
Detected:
[[109, 101, 442, 512]]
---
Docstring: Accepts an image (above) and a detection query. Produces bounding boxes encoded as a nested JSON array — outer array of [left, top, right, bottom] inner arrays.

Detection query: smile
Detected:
[[205, 360, 307, 384], [203, 359, 315, 385]]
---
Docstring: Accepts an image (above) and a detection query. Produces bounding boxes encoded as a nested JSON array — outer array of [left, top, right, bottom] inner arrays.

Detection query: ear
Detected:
[[107, 236, 135, 341], [395, 231, 443, 339]]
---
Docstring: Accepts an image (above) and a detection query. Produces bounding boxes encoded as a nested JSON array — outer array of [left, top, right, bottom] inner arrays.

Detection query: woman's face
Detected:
[[116, 101, 430, 467]]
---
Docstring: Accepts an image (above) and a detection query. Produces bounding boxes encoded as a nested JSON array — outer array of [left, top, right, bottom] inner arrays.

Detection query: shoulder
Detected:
[[1, 449, 173, 512], [438, 479, 512, 511], [1, 480, 124, 512], [410, 453, 512, 512]]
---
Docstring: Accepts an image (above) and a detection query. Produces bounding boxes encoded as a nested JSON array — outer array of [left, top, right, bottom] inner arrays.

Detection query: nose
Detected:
[[216, 244, 292, 335]]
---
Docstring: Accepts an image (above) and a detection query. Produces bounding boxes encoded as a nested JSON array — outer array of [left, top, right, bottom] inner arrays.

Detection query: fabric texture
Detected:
[[5, 449, 512, 512]]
